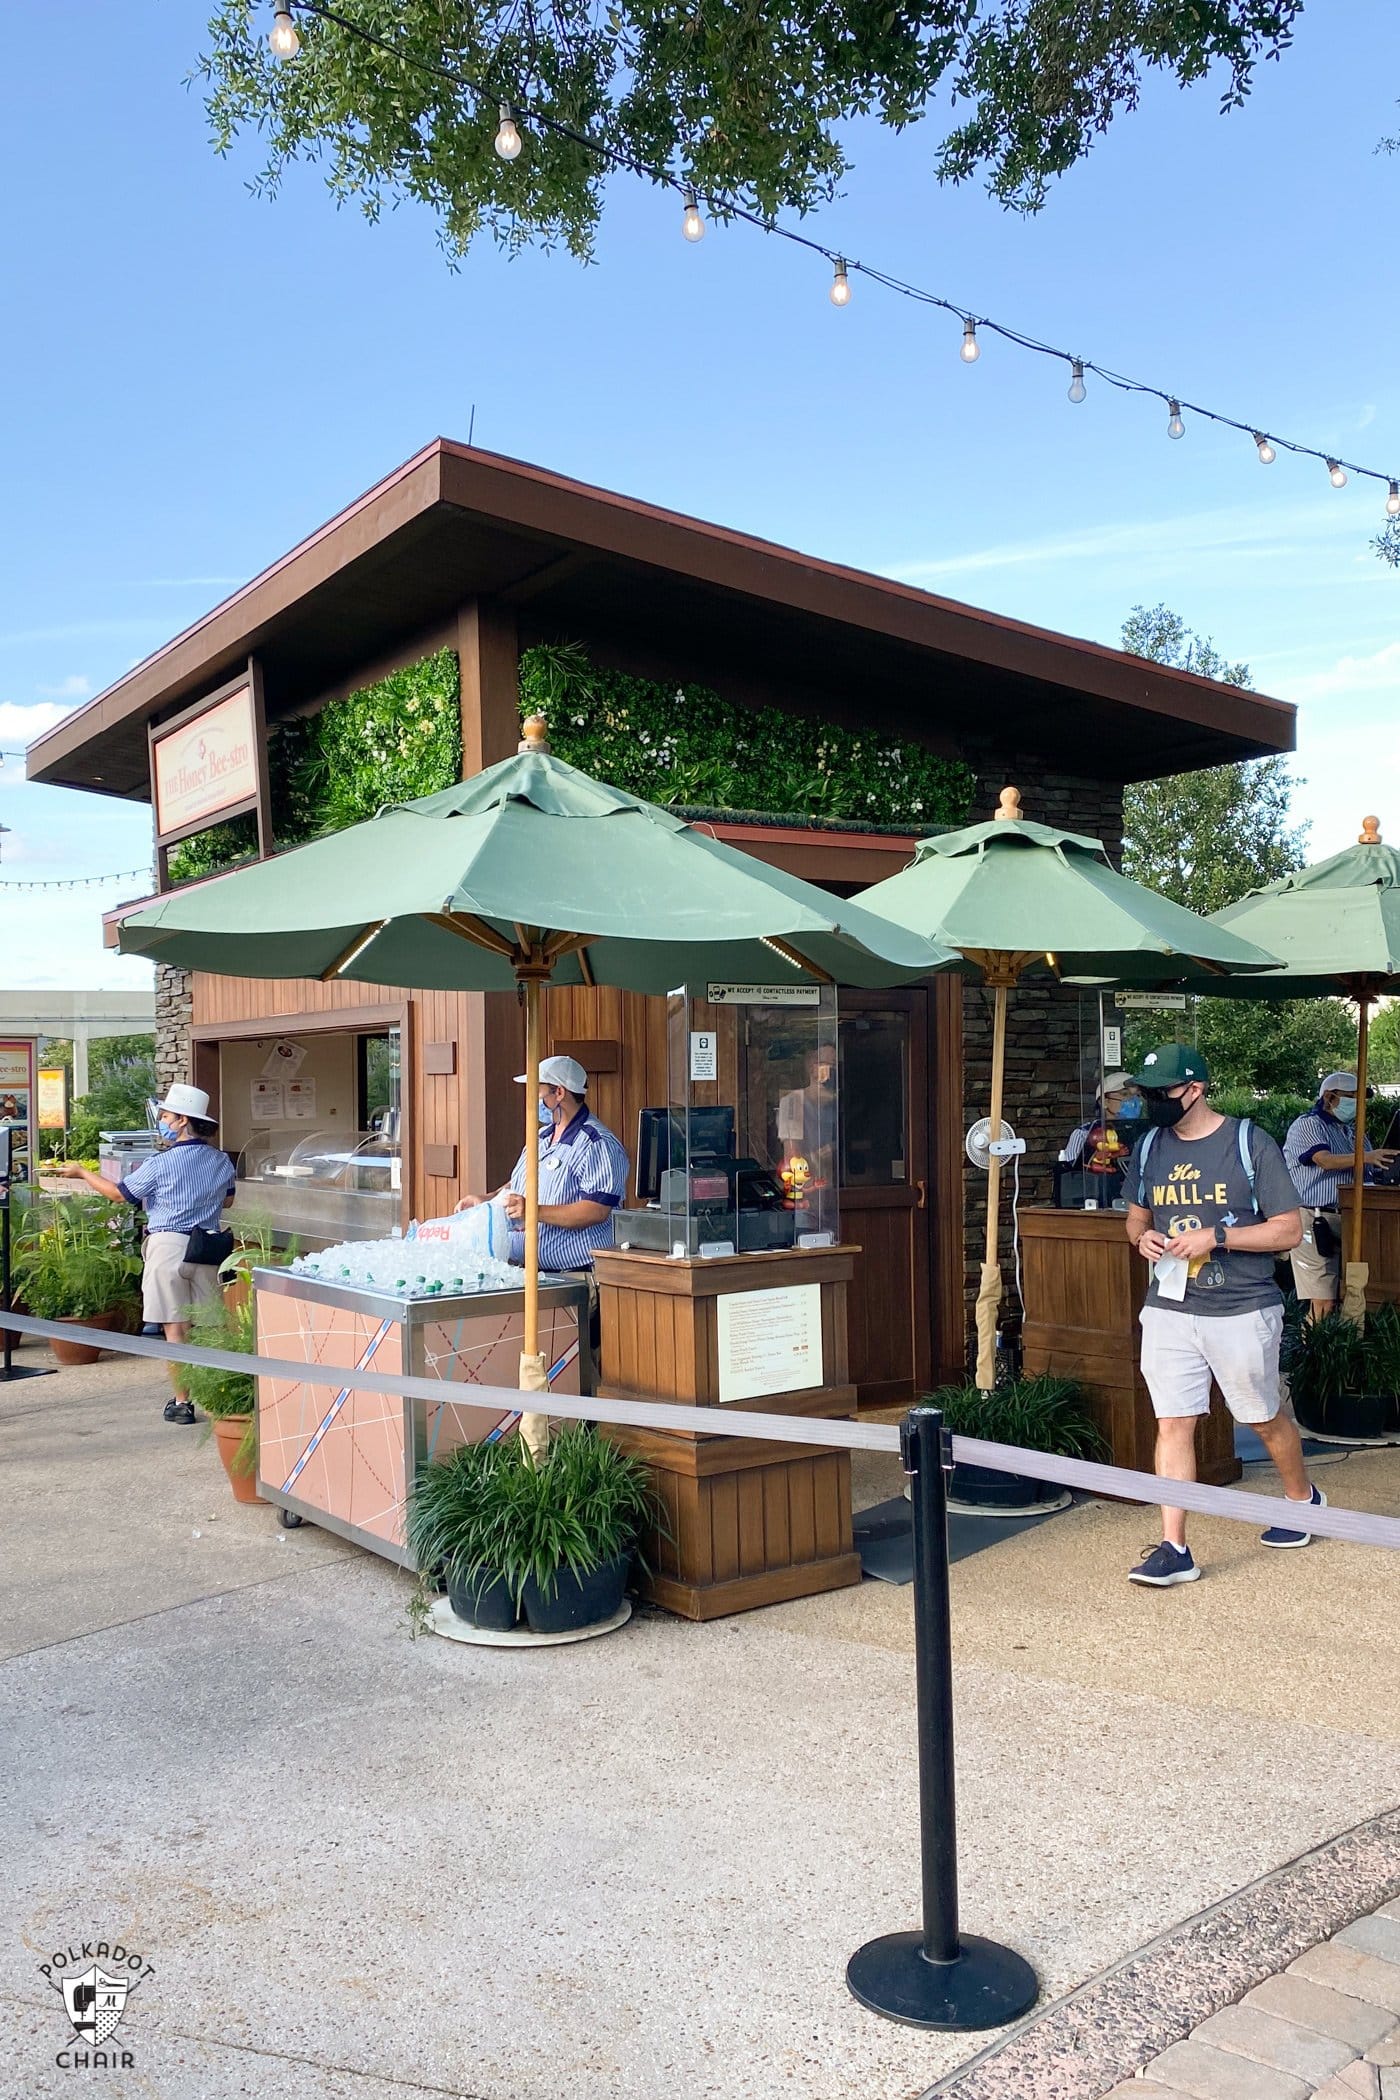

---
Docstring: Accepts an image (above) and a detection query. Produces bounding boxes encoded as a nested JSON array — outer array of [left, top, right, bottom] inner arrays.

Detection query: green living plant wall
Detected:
[[169, 637, 974, 884], [167, 649, 463, 883], [519, 642, 976, 829]]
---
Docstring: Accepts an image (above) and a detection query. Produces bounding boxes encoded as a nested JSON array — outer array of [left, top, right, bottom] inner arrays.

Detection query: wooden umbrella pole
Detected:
[[1348, 990, 1372, 1271], [522, 969, 542, 1362], [984, 983, 1009, 1273]]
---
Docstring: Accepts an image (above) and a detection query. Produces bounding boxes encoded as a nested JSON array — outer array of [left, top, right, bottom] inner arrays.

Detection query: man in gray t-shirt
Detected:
[[1122, 1045, 1318, 1588]]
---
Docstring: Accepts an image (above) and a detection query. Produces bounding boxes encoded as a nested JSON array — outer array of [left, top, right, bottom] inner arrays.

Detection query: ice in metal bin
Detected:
[[252, 1267, 592, 1567]]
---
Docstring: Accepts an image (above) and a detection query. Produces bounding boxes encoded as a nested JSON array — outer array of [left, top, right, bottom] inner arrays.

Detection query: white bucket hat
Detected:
[[158, 1083, 212, 1121], [514, 1054, 588, 1093]]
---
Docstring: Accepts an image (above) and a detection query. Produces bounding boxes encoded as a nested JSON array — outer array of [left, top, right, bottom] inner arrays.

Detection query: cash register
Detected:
[[612, 1105, 813, 1255]]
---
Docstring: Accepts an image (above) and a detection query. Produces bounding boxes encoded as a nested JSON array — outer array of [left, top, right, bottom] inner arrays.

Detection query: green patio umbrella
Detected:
[[857, 787, 1279, 1389], [119, 716, 960, 1445], [1207, 815, 1400, 1321]]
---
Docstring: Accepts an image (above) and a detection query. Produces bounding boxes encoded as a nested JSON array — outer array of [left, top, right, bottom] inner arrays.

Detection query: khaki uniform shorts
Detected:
[[142, 1232, 222, 1326], [1290, 1206, 1341, 1302]]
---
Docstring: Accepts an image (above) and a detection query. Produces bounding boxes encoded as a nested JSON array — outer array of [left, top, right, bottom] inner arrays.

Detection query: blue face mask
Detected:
[[1335, 1097, 1357, 1124], [159, 1119, 179, 1142], [538, 1096, 554, 1128], [1115, 1096, 1143, 1121]]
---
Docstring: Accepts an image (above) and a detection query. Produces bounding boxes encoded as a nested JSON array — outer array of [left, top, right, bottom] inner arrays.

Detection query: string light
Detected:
[[267, 3, 1400, 519], [1067, 360, 1086, 404], [681, 186, 705, 242], [1388, 481, 1400, 519], [269, 4, 300, 56], [494, 102, 522, 161], [1327, 458, 1348, 489], [0, 867, 153, 891]]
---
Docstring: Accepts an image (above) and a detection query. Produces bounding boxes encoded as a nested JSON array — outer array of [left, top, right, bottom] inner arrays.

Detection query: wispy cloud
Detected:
[[0, 619, 170, 649], [0, 700, 72, 776], [36, 673, 92, 700], [887, 500, 1364, 590], [128, 575, 244, 589], [1284, 639, 1400, 703]]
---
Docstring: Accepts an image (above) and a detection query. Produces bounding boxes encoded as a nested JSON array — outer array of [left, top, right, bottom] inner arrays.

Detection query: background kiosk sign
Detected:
[[152, 678, 261, 845]]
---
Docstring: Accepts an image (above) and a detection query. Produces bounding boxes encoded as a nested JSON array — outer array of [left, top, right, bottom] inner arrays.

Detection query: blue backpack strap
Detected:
[[1237, 1116, 1259, 1213], [1135, 1126, 1159, 1207]]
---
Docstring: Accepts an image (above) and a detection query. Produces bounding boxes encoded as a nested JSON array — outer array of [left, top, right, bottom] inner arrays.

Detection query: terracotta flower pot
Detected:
[[211, 1414, 262, 1504], [48, 1308, 125, 1368]]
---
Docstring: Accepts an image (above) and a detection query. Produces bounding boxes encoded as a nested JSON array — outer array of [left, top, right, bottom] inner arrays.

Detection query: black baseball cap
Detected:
[[1129, 1044, 1210, 1089]]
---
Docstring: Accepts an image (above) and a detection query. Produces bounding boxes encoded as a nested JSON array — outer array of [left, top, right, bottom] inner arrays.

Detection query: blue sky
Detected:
[[3, 1, 1397, 989]]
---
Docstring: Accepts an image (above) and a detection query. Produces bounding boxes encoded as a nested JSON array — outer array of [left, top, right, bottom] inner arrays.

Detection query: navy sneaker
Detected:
[[1260, 1484, 1325, 1548], [1129, 1541, 1201, 1586], [163, 1399, 195, 1425]]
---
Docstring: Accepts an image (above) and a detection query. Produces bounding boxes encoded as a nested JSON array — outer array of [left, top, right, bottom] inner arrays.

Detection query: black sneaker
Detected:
[[1260, 1484, 1325, 1548], [1129, 1541, 1201, 1586], [142, 1322, 164, 1339], [164, 1400, 195, 1425]]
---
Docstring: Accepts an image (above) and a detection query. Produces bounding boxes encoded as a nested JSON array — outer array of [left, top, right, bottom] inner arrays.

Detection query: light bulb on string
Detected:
[[1067, 360, 1086, 404], [1166, 400, 1185, 440], [681, 186, 705, 242], [494, 103, 523, 161], [1327, 458, 1348, 489], [1387, 481, 1400, 519], [960, 318, 981, 363], [1253, 432, 1276, 465], [829, 258, 851, 307], [269, 4, 300, 56]]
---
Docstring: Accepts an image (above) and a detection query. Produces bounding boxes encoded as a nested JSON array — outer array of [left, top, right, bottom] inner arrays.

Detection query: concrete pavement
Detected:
[[4, 1341, 1400, 2099]]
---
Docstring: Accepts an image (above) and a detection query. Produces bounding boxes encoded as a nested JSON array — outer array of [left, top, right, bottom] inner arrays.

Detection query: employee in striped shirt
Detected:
[[455, 1054, 630, 1276], [1283, 1073, 1397, 1318]]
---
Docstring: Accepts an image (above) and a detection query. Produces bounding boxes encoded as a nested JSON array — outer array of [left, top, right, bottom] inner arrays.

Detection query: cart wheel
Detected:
[[278, 1509, 305, 1529]]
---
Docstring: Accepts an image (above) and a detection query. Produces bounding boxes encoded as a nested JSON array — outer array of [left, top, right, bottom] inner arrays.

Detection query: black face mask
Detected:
[[1142, 1090, 1189, 1129]]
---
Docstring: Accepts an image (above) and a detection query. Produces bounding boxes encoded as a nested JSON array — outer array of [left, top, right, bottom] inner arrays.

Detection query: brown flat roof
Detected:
[[28, 439, 1294, 797]]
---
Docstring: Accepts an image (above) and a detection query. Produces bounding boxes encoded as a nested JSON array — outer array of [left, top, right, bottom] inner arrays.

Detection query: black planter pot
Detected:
[[947, 1462, 1065, 1513], [446, 1566, 519, 1631], [1295, 1389, 1392, 1441], [522, 1552, 631, 1634]]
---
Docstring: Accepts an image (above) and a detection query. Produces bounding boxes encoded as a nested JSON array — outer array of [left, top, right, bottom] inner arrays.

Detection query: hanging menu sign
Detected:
[[150, 663, 269, 860]]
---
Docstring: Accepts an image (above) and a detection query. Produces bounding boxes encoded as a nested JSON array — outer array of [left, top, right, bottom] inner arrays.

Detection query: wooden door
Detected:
[[839, 989, 932, 1409]]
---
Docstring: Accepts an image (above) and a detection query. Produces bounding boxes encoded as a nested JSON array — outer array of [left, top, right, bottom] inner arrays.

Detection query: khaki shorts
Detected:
[[142, 1232, 222, 1326], [1139, 1303, 1284, 1425], [1290, 1207, 1341, 1302]]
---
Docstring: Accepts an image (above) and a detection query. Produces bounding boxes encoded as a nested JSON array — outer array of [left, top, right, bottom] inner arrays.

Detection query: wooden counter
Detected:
[[1360, 1187, 1400, 1307], [1018, 1207, 1240, 1486], [593, 1245, 862, 1620]]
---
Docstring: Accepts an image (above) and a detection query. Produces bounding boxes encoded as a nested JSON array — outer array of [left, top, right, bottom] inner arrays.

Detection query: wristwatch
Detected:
[[1213, 1223, 1229, 1249]]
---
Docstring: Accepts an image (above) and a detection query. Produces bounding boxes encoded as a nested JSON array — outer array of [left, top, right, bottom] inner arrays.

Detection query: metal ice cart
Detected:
[[252, 1267, 593, 1567]]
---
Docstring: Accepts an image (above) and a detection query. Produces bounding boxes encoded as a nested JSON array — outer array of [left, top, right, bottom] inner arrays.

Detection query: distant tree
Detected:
[[1120, 604, 1333, 1098], [1368, 1000, 1400, 1085], [198, 2, 1306, 256], [1120, 605, 1308, 915], [1374, 519, 1400, 571]]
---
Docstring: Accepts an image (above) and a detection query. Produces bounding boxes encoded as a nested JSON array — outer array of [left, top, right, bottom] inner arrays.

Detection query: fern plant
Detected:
[[12, 1197, 142, 1321]]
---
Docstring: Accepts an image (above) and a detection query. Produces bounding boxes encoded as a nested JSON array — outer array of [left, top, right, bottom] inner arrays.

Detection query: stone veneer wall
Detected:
[[956, 758, 1128, 1371], [154, 964, 194, 1097]]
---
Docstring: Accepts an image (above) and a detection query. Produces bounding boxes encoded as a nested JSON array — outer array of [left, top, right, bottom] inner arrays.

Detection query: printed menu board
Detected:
[[0, 1040, 37, 1185]]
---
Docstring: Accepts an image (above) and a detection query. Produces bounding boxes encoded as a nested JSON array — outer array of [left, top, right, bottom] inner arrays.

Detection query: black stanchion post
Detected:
[[1, 1143, 55, 1385], [847, 1404, 1038, 2030]]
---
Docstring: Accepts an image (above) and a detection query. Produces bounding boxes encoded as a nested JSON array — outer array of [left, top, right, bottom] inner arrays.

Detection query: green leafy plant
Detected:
[[923, 1374, 1108, 1460], [180, 1290, 257, 1475], [522, 641, 976, 830], [12, 1197, 142, 1322], [405, 1426, 663, 1622], [1283, 1302, 1400, 1430]]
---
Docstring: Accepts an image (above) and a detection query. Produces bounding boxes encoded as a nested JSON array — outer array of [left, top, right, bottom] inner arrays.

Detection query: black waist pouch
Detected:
[[1312, 1211, 1340, 1259], [185, 1226, 236, 1267]]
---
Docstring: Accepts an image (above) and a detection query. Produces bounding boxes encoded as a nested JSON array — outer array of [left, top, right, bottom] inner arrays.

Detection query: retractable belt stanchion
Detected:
[[1, 1136, 54, 1385], [847, 1404, 1038, 2031]]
